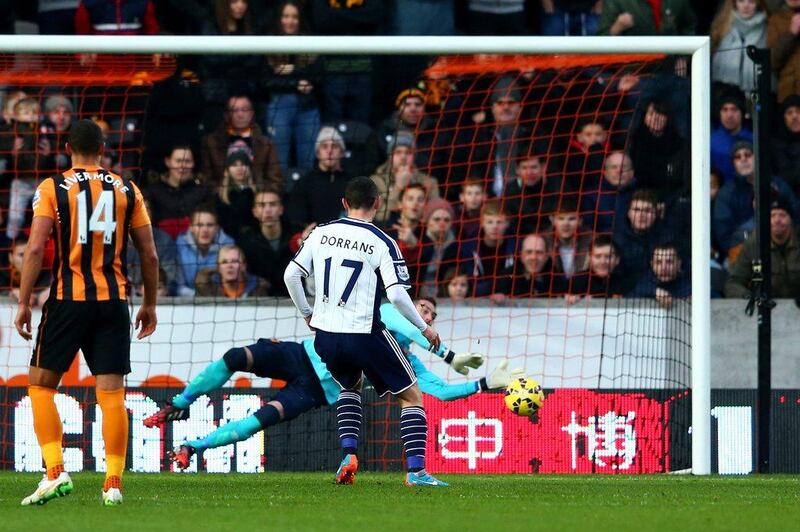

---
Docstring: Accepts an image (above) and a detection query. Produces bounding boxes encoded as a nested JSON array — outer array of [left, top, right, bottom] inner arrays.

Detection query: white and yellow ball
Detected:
[[504, 377, 545, 416]]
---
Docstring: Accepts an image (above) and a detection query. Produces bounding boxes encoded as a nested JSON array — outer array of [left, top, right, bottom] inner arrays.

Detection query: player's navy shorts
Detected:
[[246, 339, 328, 421], [31, 299, 131, 375], [314, 328, 417, 397]]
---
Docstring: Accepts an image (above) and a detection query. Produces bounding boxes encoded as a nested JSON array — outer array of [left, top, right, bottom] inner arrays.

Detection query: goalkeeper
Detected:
[[144, 297, 522, 469]]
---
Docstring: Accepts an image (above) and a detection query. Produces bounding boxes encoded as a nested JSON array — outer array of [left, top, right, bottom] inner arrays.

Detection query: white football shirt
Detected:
[[291, 217, 411, 334]]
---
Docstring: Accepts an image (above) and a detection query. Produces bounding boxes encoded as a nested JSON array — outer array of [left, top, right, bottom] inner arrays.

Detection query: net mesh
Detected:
[[0, 51, 693, 474]]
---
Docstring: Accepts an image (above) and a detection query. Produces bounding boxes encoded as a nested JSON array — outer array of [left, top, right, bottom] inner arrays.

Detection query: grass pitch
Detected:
[[1, 472, 799, 531]]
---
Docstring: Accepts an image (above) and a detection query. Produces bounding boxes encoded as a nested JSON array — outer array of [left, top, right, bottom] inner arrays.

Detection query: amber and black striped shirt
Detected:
[[32, 166, 150, 301]]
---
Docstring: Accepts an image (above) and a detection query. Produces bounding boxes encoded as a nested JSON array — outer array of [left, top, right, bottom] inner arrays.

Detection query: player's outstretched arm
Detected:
[[131, 224, 159, 339], [14, 216, 53, 340]]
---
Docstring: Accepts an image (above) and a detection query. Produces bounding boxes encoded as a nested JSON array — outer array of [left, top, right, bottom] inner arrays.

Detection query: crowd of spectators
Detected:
[[0, 0, 798, 308]]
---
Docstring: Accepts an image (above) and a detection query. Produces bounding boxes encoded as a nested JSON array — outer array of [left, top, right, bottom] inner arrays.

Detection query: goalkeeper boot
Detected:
[[143, 401, 190, 428], [169, 445, 196, 470], [405, 470, 449, 487], [21, 471, 73, 506], [102, 476, 123, 506], [334, 454, 358, 485]]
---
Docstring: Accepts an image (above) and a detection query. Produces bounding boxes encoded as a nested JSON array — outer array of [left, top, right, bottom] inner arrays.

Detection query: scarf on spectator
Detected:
[[645, 0, 662, 31]]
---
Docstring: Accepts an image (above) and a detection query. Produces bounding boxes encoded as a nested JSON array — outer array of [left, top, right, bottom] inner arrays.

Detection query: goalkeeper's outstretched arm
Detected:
[[409, 355, 524, 401]]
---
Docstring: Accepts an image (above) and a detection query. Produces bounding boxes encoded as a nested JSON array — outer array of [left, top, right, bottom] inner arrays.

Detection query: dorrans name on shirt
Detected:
[[319, 234, 375, 255], [58, 171, 130, 193]]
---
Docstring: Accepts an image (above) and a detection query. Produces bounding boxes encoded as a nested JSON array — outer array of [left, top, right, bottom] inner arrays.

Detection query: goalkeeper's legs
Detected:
[[96, 375, 128, 504], [172, 362, 328, 470]]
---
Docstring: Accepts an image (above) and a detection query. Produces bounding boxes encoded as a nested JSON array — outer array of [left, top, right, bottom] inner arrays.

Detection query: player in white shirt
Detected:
[[284, 176, 447, 487]]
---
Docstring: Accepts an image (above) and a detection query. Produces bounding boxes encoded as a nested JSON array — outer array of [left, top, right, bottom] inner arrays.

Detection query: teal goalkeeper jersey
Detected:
[[301, 303, 479, 405]]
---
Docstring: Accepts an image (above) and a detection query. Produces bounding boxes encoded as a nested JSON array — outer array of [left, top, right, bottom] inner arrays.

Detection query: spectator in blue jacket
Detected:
[[713, 139, 799, 254], [176, 206, 235, 295], [582, 150, 636, 234], [710, 92, 752, 183]]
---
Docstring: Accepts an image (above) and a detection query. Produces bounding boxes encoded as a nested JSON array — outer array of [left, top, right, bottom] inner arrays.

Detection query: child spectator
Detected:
[[454, 179, 486, 241], [560, 118, 607, 195], [440, 268, 471, 303], [215, 151, 256, 238], [176, 206, 235, 295], [0, 236, 51, 307], [445, 199, 515, 297], [544, 196, 592, 290]]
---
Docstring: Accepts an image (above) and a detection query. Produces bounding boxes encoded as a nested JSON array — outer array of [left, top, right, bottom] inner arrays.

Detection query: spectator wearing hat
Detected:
[[725, 193, 800, 298], [374, 87, 438, 170], [261, 0, 321, 176], [711, 0, 769, 94], [713, 139, 800, 254], [200, 94, 282, 189], [287, 126, 352, 226], [772, 94, 800, 196], [418, 198, 457, 298], [450, 76, 532, 200], [767, 0, 800, 103], [146, 145, 214, 240], [215, 151, 257, 239], [370, 131, 440, 224], [42, 94, 74, 173], [711, 92, 753, 183]]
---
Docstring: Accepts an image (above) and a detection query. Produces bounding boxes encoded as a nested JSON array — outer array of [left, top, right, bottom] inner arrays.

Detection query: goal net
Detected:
[[0, 36, 710, 475]]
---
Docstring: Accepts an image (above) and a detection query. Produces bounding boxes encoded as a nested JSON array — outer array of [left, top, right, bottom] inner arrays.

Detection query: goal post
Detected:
[[0, 35, 711, 475]]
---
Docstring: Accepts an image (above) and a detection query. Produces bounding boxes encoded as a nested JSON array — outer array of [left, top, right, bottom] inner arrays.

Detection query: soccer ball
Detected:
[[504, 377, 545, 416]]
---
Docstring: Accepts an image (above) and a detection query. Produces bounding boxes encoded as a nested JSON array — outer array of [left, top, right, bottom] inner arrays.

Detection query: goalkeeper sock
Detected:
[[337, 391, 361, 456], [187, 414, 262, 451], [97, 388, 128, 483], [172, 358, 233, 409], [400, 406, 427, 473], [29, 385, 64, 480]]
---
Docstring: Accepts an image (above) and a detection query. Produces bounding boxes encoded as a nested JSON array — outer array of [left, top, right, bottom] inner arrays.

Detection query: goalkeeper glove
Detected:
[[443, 351, 484, 375], [479, 359, 525, 391]]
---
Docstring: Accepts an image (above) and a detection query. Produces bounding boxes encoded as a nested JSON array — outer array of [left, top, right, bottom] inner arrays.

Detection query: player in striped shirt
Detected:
[[14, 120, 159, 506], [144, 297, 521, 472]]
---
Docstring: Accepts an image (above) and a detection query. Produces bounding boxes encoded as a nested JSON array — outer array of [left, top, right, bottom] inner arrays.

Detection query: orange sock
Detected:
[[97, 388, 128, 484], [29, 385, 64, 480]]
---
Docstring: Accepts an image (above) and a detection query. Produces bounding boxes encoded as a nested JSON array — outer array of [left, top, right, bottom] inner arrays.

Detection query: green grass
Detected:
[[1, 472, 799, 531]]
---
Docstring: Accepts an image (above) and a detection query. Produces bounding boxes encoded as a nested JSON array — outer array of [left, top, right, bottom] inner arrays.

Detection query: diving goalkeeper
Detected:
[[144, 296, 522, 469]]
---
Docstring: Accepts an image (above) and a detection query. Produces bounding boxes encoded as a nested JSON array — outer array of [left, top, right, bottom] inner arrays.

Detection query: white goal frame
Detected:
[[0, 34, 711, 475]]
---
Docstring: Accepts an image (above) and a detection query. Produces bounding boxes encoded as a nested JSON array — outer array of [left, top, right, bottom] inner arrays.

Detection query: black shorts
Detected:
[[246, 339, 328, 421], [31, 299, 131, 375], [314, 329, 417, 397]]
